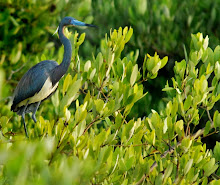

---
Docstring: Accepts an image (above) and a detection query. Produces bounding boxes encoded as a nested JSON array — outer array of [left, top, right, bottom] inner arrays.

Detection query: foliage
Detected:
[[92, 0, 220, 57], [0, 0, 220, 184], [1, 0, 220, 118], [0, 25, 220, 184], [91, 0, 220, 118]]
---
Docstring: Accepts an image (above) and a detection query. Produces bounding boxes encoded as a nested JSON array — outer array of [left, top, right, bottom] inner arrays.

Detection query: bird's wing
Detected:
[[11, 60, 58, 111]]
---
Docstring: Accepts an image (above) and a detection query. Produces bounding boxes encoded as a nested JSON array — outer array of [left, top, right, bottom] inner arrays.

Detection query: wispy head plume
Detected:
[[53, 26, 59, 36]]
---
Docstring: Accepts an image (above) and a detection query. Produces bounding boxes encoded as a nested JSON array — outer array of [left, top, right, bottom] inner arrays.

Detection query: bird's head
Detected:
[[53, 16, 96, 36], [61, 16, 96, 28]]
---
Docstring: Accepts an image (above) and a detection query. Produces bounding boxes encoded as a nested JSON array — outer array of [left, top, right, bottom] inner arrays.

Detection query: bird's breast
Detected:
[[17, 77, 58, 107]]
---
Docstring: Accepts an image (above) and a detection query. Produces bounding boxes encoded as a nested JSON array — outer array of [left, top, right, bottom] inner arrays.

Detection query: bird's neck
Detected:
[[51, 26, 72, 85]]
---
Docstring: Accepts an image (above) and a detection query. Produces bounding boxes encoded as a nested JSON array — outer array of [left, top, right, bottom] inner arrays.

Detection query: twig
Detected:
[[83, 116, 100, 134], [206, 109, 213, 123], [110, 143, 149, 148], [8, 63, 26, 81]]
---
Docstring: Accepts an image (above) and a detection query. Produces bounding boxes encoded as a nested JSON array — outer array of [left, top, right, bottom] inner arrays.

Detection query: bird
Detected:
[[11, 16, 96, 137]]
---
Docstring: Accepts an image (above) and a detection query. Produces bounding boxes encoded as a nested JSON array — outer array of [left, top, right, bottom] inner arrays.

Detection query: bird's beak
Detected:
[[72, 19, 97, 28]]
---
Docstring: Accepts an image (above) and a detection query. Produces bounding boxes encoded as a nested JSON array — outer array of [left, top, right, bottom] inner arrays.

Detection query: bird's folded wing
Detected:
[[11, 60, 58, 110]]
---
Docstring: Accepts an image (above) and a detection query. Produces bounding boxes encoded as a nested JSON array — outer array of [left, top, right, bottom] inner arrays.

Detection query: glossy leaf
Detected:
[[130, 64, 138, 86]]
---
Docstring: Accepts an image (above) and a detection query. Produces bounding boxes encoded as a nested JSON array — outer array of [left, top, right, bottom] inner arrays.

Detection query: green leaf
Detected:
[[84, 91, 90, 104], [200, 75, 208, 93], [144, 129, 155, 145], [137, 0, 147, 15], [146, 55, 155, 71], [160, 56, 168, 69], [94, 130, 107, 149], [76, 120, 86, 137], [190, 51, 199, 65], [77, 33, 85, 46], [155, 173, 163, 185], [90, 68, 96, 80], [125, 156, 135, 171], [84, 60, 91, 72], [164, 162, 173, 181], [203, 35, 209, 50], [203, 158, 218, 177], [163, 117, 168, 134], [181, 138, 192, 152], [106, 99, 115, 113], [94, 99, 104, 113], [206, 62, 213, 75], [41, 54, 47, 61], [210, 180, 220, 185], [152, 61, 161, 74], [59, 79, 81, 113], [121, 120, 135, 143], [121, 179, 128, 185], [214, 93, 220, 103], [207, 47, 214, 65], [51, 90, 59, 108], [96, 52, 103, 70], [171, 98, 178, 117], [115, 113, 123, 130], [184, 159, 193, 175], [162, 87, 174, 91], [77, 110, 87, 124], [64, 106, 71, 122], [202, 177, 208, 185], [63, 73, 72, 96], [123, 26, 128, 36], [105, 117, 112, 126], [184, 95, 192, 111], [214, 142, 220, 162], [10, 42, 22, 64], [204, 121, 211, 136], [124, 27, 133, 43], [175, 120, 183, 134], [213, 110, 220, 128], [118, 158, 127, 172], [214, 45, 220, 62], [126, 94, 135, 105], [214, 61, 220, 80], [130, 64, 138, 86]]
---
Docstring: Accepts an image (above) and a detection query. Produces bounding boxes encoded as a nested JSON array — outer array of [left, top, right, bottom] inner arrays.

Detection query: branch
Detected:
[[83, 116, 100, 134], [8, 63, 26, 81]]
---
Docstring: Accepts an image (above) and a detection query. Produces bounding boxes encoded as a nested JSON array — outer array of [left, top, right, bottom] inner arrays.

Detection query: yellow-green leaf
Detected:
[[130, 64, 138, 86], [77, 33, 85, 46], [124, 27, 133, 43], [184, 159, 193, 175], [63, 73, 72, 96]]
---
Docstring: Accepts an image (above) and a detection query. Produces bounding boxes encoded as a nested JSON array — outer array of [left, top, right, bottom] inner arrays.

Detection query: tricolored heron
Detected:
[[11, 17, 95, 137]]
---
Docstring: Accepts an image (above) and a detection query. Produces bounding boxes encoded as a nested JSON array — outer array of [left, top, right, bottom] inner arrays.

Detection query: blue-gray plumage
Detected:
[[11, 17, 96, 137]]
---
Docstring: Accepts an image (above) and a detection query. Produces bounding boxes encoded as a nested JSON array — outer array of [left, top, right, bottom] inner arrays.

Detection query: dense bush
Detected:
[[0, 0, 220, 184], [0, 26, 220, 184]]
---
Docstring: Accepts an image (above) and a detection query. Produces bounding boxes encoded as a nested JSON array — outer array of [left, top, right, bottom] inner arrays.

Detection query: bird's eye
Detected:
[[68, 19, 71, 23]]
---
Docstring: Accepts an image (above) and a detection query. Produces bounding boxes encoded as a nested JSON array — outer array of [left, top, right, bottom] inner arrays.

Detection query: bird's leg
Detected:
[[32, 101, 41, 123], [22, 113, 28, 138], [21, 101, 29, 138]]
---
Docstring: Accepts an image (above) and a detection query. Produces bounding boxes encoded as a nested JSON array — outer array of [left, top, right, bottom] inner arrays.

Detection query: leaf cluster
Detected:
[[0, 27, 219, 184]]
